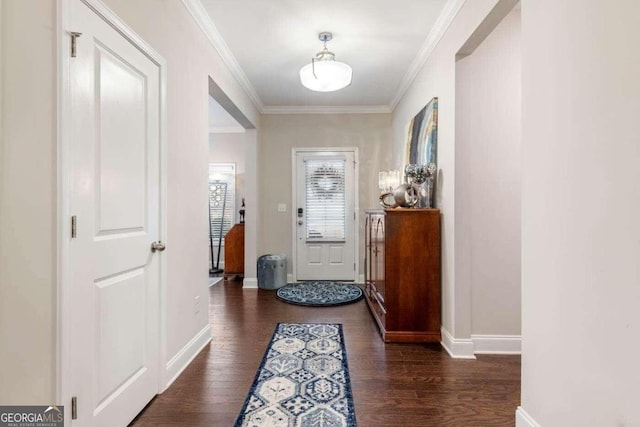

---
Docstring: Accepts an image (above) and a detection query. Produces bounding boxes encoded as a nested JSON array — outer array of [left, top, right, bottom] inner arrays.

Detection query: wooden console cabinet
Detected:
[[364, 209, 441, 343], [224, 223, 244, 278]]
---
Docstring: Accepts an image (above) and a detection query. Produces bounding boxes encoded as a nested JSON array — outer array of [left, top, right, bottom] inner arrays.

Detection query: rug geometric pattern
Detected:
[[276, 282, 363, 307], [234, 323, 357, 426]]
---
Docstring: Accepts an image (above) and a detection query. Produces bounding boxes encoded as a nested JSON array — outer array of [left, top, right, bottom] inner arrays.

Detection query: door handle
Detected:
[[297, 220, 303, 226], [151, 241, 166, 253]]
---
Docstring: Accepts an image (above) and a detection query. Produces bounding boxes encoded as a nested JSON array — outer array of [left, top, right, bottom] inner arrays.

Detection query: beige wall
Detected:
[[259, 113, 392, 275], [0, 0, 57, 403], [0, 0, 259, 403], [520, 0, 640, 425], [455, 9, 521, 336], [392, 0, 502, 340]]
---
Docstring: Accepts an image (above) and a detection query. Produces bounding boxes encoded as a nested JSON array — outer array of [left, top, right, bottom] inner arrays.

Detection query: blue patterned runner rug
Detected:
[[234, 323, 357, 427]]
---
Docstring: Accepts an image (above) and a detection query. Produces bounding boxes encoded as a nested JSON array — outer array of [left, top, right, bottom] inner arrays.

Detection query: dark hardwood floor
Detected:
[[131, 280, 520, 426]]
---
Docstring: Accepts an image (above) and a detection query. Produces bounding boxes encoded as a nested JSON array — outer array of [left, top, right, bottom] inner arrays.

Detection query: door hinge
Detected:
[[71, 216, 77, 238], [354, 262, 356, 271], [71, 396, 77, 420], [70, 32, 82, 57]]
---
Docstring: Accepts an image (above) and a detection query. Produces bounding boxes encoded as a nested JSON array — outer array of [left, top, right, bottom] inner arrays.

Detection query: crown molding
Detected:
[[261, 105, 392, 115], [389, 0, 466, 110], [181, 0, 264, 112]]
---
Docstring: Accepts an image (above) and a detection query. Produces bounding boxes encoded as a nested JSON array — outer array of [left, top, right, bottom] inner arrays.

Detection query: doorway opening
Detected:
[[452, 0, 521, 355], [207, 77, 257, 287]]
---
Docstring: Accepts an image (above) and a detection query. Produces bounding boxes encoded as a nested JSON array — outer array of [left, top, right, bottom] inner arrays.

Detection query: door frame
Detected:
[[291, 147, 359, 282], [56, 0, 168, 416]]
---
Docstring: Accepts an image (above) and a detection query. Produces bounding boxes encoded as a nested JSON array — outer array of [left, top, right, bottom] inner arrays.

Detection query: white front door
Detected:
[[68, 1, 162, 425], [294, 150, 357, 281]]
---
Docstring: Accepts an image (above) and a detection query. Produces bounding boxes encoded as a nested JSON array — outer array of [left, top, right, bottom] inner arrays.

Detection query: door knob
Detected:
[[151, 241, 166, 253], [298, 220, 303, 225]]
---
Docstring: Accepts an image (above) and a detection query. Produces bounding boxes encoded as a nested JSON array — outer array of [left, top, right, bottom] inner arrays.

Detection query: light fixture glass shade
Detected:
[[300, 60, 353, 92], [378, 171, 388, 190], [378, 170, 401, 192], [387, 170, 400, 189]]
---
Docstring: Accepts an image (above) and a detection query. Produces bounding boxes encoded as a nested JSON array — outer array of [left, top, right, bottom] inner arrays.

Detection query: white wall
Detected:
[[0, 0, 57, 403], [100, 0, 261, 372], [392, 0, 502, 343], [0, 0, 259, 403], [519, 0, 640, 425], [209, 132, 247, 224], [455, 9, 521, 337], [243, 129, 259, 286], [259, 113, 392, 276], [98, 0, 261, 380]]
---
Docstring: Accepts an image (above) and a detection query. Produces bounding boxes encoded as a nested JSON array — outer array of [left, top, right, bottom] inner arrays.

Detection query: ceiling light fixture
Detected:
[[300, 32, 352, 92]]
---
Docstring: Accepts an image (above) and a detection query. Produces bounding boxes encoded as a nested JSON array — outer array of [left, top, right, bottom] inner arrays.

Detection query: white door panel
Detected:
[[328, 245, 344, 264], [294, 150, 356, 281], [95, 270, 146, 402], [69, 1, 161, 425]]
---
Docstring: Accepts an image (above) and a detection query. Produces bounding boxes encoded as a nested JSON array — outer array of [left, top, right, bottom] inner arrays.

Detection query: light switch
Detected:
[[277, 203, 287, 212]]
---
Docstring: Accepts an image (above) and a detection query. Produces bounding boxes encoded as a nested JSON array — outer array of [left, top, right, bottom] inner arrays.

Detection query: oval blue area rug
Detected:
[[276, 282, 363, 307]]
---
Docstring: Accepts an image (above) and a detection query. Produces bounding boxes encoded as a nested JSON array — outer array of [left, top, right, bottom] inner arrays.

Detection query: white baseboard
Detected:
[[516, 407, 540, 427], [164, 324, 211, 390], [472, 334, 521, 354], [208, 277, 223, 287], [440, 327, 476, 359], [357, 274, 364, 284], [243, 277, 258, 289]]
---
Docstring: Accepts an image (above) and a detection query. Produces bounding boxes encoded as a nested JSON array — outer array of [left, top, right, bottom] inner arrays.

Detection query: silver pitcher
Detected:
[[379, 183, 418, 208]]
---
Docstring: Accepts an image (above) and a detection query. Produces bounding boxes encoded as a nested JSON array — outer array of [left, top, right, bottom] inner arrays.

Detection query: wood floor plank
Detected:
[[131, 280, 520, 426]]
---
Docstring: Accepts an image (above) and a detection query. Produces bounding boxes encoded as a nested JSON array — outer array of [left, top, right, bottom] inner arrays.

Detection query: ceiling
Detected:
[[196, 0, 451, 112]]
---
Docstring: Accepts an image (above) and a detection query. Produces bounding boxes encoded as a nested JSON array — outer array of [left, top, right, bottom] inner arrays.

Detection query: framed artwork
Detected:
[[405, 97, 438, 166], [404, 97, 438, 207]]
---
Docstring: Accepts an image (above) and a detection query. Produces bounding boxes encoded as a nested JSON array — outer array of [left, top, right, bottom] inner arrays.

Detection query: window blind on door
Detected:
[[305, 159, 346, 241]]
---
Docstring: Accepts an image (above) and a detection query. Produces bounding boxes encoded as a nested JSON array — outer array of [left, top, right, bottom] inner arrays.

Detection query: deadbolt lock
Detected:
[[151, 241, 166, 253]]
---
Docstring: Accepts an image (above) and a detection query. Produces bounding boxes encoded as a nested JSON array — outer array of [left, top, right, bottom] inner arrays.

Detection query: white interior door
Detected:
[[68, 1, 161, 425], [295, 150, 356, 281]]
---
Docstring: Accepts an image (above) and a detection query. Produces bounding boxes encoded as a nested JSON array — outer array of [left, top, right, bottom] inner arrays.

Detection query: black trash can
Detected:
[[257, 254, 287, 290]]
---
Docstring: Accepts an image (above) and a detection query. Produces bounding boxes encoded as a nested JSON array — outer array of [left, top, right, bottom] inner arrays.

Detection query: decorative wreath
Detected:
[[309, 164, 344, 197]]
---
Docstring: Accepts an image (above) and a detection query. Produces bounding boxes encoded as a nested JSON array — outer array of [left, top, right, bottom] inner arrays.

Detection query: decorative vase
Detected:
[[239, 198, 245, 223], [412, 177, 433, 208], [393, 183, 418, 208]]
